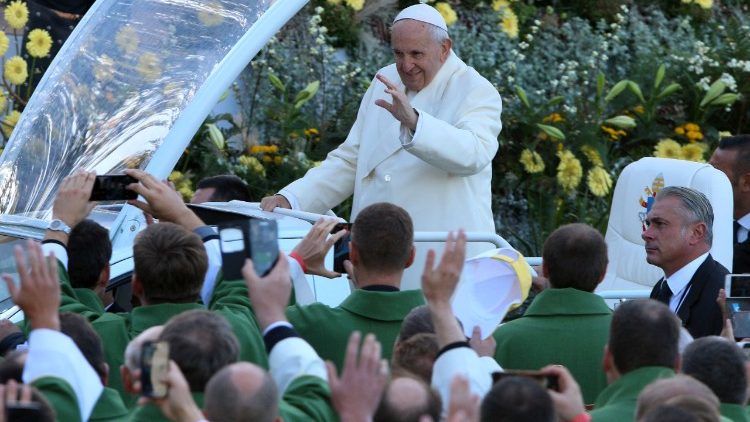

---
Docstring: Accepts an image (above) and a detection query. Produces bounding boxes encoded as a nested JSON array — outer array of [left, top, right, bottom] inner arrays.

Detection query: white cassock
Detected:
[[280, 50, 503, 289]]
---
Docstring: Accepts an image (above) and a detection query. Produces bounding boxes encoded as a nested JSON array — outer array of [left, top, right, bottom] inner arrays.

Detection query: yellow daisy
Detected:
[[26, 29, 53, 58], [4, 1, 28, 30], [653, 138, 683, 159], [500, 9, 519, 39], [587, 167, 613, 197], [695, 0, 713, 8], [681, 143, 707, 162], [519, 149, 545, 174], [0, 91, 6, 115], [2, 110, 21, 138], [434, 2, 458, 26], [492, 0, 510, 11], [0, 32, 9, 57], [115, 26, 139, 55], [4, 56, 28, 85], [136, 53, 161, 81], [556, 150, 583, 191], [580, 145, 603, 167], [198, 2, 224, 27], [345, 0, 365, 11], [239, 155, 266, 176]]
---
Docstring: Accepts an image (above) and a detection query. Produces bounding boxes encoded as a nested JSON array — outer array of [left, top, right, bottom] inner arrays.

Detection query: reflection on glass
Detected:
[[0, 235, 29, 313]]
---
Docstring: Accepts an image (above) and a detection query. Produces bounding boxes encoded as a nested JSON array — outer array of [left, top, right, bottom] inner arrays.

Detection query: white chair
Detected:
[[596, 157, 734, 294]]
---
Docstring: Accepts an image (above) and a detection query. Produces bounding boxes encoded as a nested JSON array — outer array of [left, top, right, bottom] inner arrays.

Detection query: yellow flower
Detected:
[[587, 167, 612, 197], [434, 2, 457, 26], [0, 32, 9, 57], [137, 53, 161, 81], [94, 55, 115, 82], [198, 2, 224, 27], [653, 138, 683, 159], [4, 1, 28, 30], [492, 0, 510, 11], [274, 155, 283, 166], [345, 0, 364, 11], [519, 149, 545, 174], [580, 145, 603, 167], [26, 29, 53, 58], [4, 56, 27, 85], [0, 91, 6, 115], [2, 110, 21, 138], [674, 126, 685, 136], [681, 143, 707, 162], [115, 26, 139, 55], [543, 113, 564, 123], [601, 126, 626, 141], [500, 9, 519, 39], [304, 127, 319, 137], [695, 0, 712, 8], [684, 122, 700, 132], [633, 105, 645, 115], [239, 155, 266, 176], [686, 130, 703, 141], [262, 155, 272, 164], [556, 150, 583, 191], [719, 131, 732, 138], [327, 0, 342, 4]]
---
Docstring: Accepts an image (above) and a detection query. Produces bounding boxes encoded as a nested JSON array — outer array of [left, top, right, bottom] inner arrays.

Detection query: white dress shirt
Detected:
[[666, 252, 710, 313]]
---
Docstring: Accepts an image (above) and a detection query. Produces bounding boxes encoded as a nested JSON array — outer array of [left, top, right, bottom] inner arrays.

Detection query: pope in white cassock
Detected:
[[261, 4, 503, 289]]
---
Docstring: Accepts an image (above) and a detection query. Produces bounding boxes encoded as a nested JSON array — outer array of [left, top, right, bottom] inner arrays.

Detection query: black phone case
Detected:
[[90, 175, 138, 201], [219, 219, 251, 281]]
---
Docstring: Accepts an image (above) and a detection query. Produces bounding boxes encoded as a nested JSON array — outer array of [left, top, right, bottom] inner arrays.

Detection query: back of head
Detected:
[[159, 310, 239, 391], [639, 404, 710, 422], [397, 305, 434, 344], [392, 333, 439, 383], [480, 376, 555, 422], [352, 202, 414, 273], [204, 363, 278, 422], [636, 374, 719, 419], [59, 312, 107, 383], [542, 223, 608, 291], [68, 219, 112, 289], [196, 174, 251, 202], [133, 222, 207, 303], [609, 299, 680, 374], [717, 135, 750, 181], [374, 376, 441, 422], [682, 336, 747, 404], [655, 186, 714, 247]]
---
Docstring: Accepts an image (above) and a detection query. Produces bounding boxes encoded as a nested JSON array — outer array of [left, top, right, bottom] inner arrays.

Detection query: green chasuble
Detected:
[[287, 289, 425, 369], [590, 367, 674, 422], [721, 403, 750, 422], [493, 288, 612, 404], [73, 288, 106, 315], [89, 387, 129, 422], [32, 376, 82, 422], [128, 392, 203, 422], [279, 375, 338, 422]]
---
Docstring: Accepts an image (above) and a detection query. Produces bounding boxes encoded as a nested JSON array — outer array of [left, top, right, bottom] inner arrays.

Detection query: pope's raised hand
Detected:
[[374, 74, 419, 131]]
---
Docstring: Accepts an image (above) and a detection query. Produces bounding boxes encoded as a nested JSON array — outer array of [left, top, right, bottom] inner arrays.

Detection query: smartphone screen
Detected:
[[219, 221, 250, 281], [727, 274, 750, 298], [141, 341, 170, 398], [6, 402, 43, 421], [249, 219, 279, 277], [332, 223, 352, 274], [90, 175, 138, 201], [491, 370, 559, 391]]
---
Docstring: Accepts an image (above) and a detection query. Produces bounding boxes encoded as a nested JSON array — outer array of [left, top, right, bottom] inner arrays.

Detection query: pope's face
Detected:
[[391, 20, 451, 92]]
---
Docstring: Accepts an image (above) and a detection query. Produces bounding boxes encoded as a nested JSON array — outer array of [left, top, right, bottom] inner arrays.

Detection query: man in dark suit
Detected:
[[645, 186, 727, 338], [709, 135, 750, 274]]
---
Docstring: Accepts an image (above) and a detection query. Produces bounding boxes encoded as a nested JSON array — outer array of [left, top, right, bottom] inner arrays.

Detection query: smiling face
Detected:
[[391, 20, 451, 92]]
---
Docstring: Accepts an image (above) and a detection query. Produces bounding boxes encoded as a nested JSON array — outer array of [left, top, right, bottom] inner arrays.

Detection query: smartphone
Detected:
[[331, 223, 352, 274], [6, 402, 44, 421], [724, 275, 750, 339], [218, 218, 279, 280], [89, 175, 138, 201], [491, 369, 559, 392], [738, 342, 750, 359], [725, 274, 750, 298], [140, 341, 169, 399]]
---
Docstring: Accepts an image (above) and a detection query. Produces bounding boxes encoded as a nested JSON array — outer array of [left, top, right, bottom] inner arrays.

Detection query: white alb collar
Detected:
[[666, 252, 710, 295]]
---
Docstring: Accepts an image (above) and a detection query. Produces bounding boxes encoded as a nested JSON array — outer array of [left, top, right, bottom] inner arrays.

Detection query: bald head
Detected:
[[204, 362, 278, 422], [375, 376, 441, 422], [636, 375, 719, 419]]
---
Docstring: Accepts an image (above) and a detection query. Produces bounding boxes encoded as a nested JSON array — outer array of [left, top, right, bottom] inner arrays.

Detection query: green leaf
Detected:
[[206, 123, 225, 150], [536, 123, 565, 141], [596, 71, 605, 98], [654, 64, 666, 89], [546, 96, 564, 106], [604, 80, 629, 102], [303, 80, 320, 97], [699, 80, 726, 107], [515, 85, 531, 108], [709, 93, 740, 106], [268, 73, 285, 92], [656, 83, 681, 99], [627, 81, 645, 104], [604, 115, 637, 129]]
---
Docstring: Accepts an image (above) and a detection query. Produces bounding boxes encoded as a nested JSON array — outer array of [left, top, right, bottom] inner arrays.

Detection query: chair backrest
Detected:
[[597, 157, 734, 292]]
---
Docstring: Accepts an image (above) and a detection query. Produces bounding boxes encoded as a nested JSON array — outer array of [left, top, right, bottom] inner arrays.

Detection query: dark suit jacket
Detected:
[[649, 254, 727, 338], [734, 240, 750, 274]]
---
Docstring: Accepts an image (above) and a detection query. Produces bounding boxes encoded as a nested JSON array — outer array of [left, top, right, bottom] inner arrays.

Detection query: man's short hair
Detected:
[[655, 186, 714, 246], [608, 299, 681, 374], [392, 333, 439, 383], [374, 376, 441, 422], [636, 374, 719, 419], [204, 363, 278, 422], [159, 310, 239, 392], [68, 219, 112, 289], [480, 376, 555, 422], [196, 175, 251, 202], [682, 336, 748, 404], [59, 312, 107, 382], [133, 223, 207, 303], [397, 305, 434, 343], [352, 203, 414, 273], [542, 223, 608, 292], [717, 135, 750, 181]]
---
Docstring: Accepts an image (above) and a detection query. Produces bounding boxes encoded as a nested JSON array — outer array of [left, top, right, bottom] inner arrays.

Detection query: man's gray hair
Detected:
[[427, 24, 449, 43], [655, 186, 714, 246]]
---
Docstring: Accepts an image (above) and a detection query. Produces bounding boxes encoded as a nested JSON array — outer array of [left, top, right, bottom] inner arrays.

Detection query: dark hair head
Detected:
[[480, 376, 555, 422], [374, 375, 441, 422], [204, 363, 278, 422], [542, 223, 608, 291], [398, 305, 434, 343], [351, 203, 414, 273], [682, 336, 747, 404], [196, 175, 251, 202], [68, 219, 112, 289], [59, 312, 107, 383], [159, 310, 239, 391], [717, 135, 750, 181], [392, 333, 439, 383], [609, 299, 681, 374], [133, 223, 207, 303]]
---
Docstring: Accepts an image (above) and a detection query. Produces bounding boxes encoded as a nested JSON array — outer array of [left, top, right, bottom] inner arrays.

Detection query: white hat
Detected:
[[393, 3, 448, 32], [451, 248, 532, 340]]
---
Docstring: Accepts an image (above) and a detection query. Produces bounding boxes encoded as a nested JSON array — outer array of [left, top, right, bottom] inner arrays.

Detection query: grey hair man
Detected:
[[644, 186, 727, 337]]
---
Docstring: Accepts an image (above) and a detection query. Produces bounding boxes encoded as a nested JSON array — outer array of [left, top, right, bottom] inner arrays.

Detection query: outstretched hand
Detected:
[[374, 74, 419, 131], [138, 361, 203, 422], [242, 254, 291, 331], [124, 169, 203, 231], [292, 218, 347, 278], [422, 231, 467, 307], [52, 170, 97, 228]]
